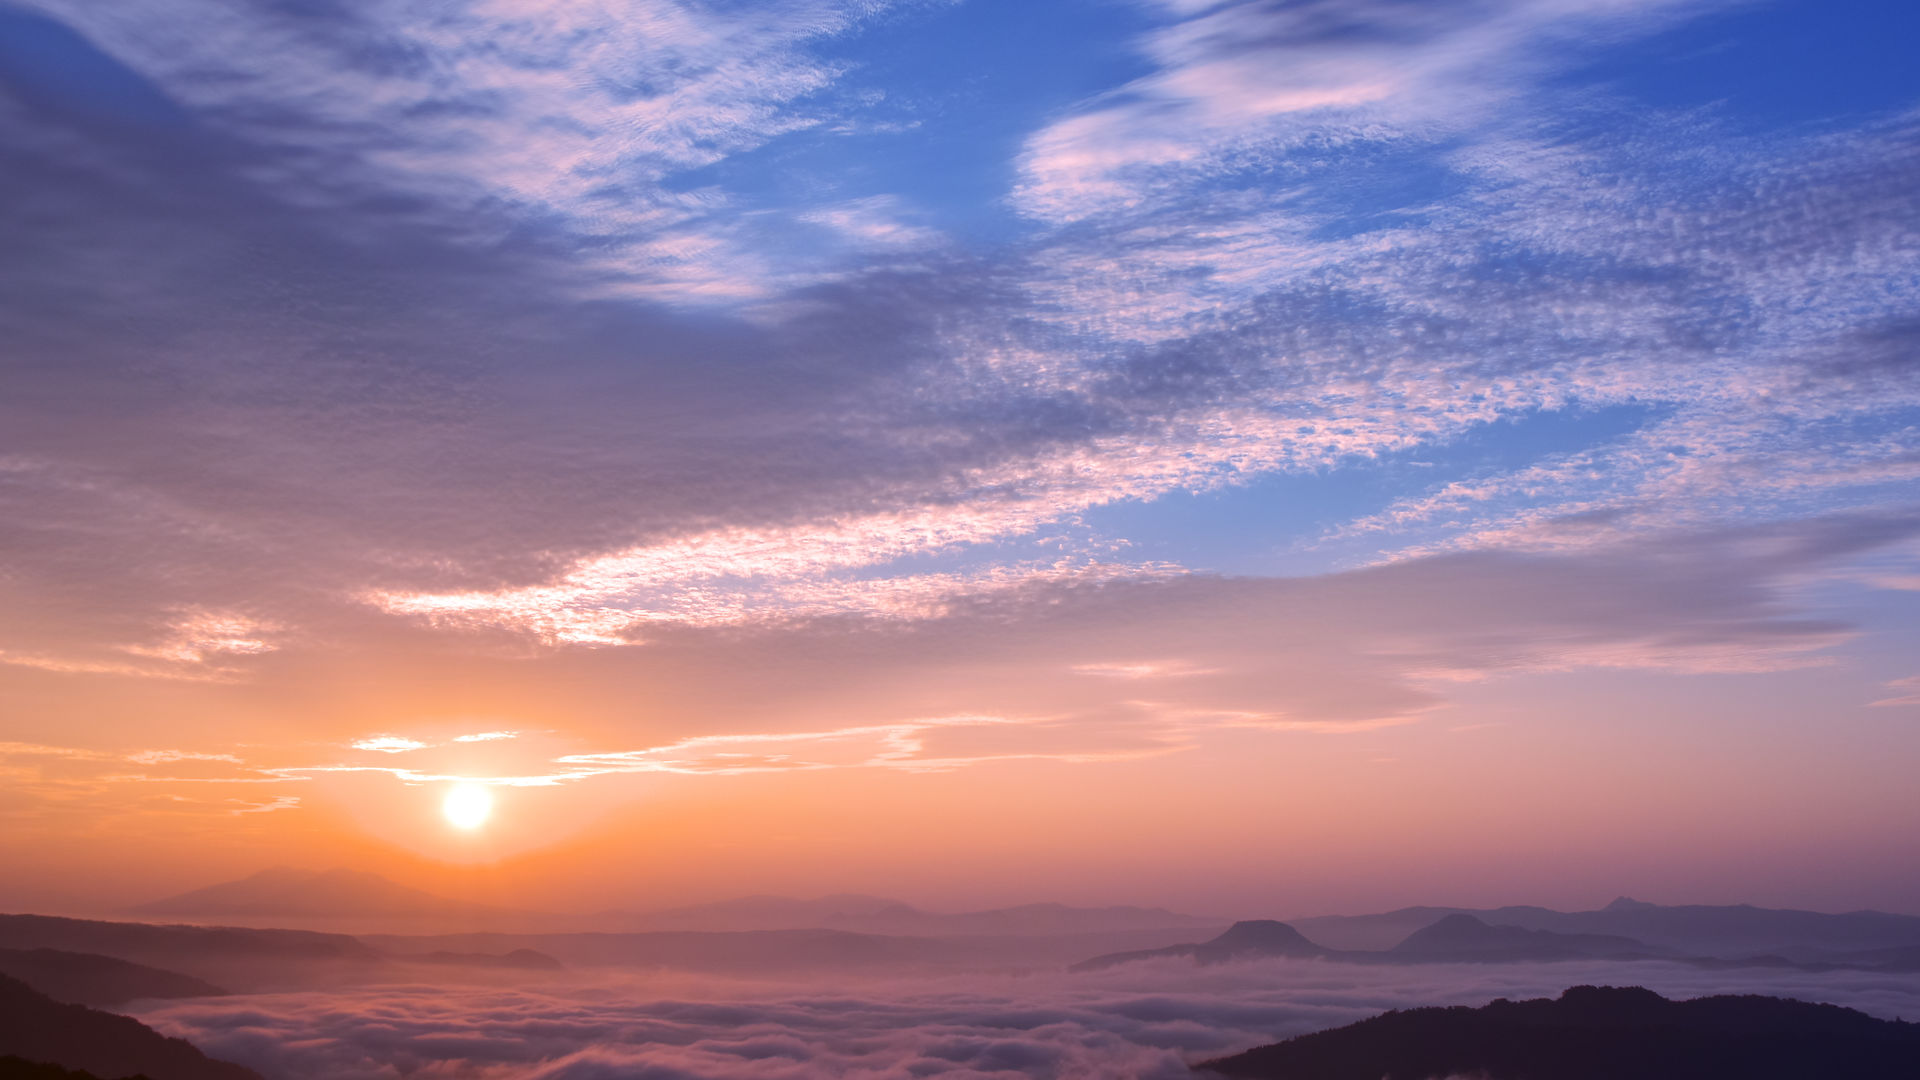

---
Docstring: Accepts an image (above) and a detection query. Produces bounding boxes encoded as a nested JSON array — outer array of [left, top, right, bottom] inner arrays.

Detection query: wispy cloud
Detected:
[[127, 750, 245, 766], [0, 609, 275, 682], [1869, 675, 1920, 708], [12, 512, 1902, 822], [352, 736, 431, 755], [1014, 0, 1717, 225], [30, 0, 912, 300], [231, 794, 301, 815]]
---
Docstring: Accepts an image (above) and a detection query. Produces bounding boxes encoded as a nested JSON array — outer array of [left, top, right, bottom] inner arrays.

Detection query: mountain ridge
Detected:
[[138, 869, 1223, 936], [1389, 914, 1661, 961], [0, 974, 261, 1080], [0, 949, 226, 1007], [131, 867, 515, 920], [1289, 899, 1920, 958], [1200, 985, 1920, 1079]]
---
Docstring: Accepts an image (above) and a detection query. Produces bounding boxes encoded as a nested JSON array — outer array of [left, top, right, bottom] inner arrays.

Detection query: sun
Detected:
[[442, 783, 493, 830]]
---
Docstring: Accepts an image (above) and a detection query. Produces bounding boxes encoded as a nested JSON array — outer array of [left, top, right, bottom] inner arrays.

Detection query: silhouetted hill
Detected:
[[0, 915, 374, 964], [1292, 899, 1920, 960], [132, 868, 512, 921], [1389, 914, 1659, 961], [1545, 898, 1920, 959], [0, 1057, 143, 1080], [0, 950, 225, 1007], [0, 914, 378, 991], [1201, 985, 1920, 1079], [0, 975, 260, 1080], [1288, 905, 1551, 951], [1072, 920, 1328, 971]]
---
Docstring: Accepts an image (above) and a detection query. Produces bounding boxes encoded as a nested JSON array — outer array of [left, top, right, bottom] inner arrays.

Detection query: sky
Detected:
[[1, 0, 1918, 917]]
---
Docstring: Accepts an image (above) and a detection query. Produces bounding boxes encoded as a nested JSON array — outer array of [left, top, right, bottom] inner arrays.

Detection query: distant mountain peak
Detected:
[[1604, 896, 1656, 911], [1071, 919, 1325, 970], [1210, 920, 1320, 952], [1392, 912, 1655, 961], [130, 866, 507, 919]]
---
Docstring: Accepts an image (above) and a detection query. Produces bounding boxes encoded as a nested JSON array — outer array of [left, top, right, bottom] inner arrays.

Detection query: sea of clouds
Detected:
[[134, 957, 1920, 1079]]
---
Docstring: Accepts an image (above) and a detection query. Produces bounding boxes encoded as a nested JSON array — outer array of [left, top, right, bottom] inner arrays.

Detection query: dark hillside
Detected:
[[1203, 985, 1920, 1080], [0, 975, 260, 1080]]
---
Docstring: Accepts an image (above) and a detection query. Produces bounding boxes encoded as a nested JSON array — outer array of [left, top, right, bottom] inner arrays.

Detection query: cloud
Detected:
[[126, 750, 245, 765], [353, 737, 432, 755], [231, 794, 301, 815], [0, 606, 274, 682], [1869, 676, 1920, 708], [22, 0, 917, 300], [800, 196, 943, 253], [2, 508, 1907, 830], [132, 959, 1920, 1080], [1012, 0, 1715, 224]]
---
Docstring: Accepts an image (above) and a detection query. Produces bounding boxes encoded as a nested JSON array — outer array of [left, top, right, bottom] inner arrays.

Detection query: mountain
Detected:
[[1539, 897, 1920, 960], [400, 949, 564, 971], [611, 894, 1221, 936], [364, 923, 1216, 973], [1387, 914, 1659, 962], [609, 894, 914, 932], [1289, 905, 1536, 951], [1072, 920, 1328, 971], [1291, 898, 1920, 960], [1072, 913, 1682, 971], [1201, 985, 1920, 1079], [0, 949, 226, 1007], [131, 868, 513, 921], [0, 974, 261, 1080], [1828, 943, 1920, 972], [834, 901, 1221, 937], [0, 1057, 130, 1080], [0, 914, 378, 992], [133, 877, 1216, 938], [0, 914, 376, 964]]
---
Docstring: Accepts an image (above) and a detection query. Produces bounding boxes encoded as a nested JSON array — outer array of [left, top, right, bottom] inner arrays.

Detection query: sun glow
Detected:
[[442, 783, 492, 830]]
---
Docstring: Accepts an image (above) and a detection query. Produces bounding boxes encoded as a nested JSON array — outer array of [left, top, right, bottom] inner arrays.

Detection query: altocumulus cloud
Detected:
[[4, 0, 1917, 676], [134, 959, 1920, 1080]]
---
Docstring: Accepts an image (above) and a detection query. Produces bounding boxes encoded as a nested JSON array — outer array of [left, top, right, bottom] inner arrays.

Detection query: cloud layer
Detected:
[[134, 959, 1920, 1080]]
